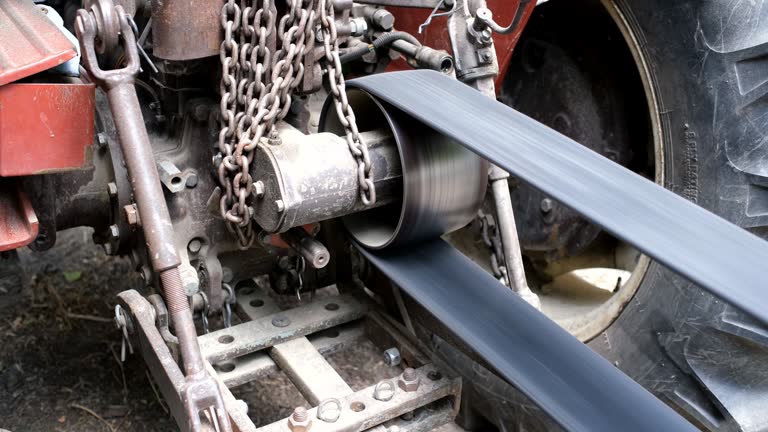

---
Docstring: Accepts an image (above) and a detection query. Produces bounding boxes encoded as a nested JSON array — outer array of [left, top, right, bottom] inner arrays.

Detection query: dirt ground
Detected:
[[0, 228, 400, 431]]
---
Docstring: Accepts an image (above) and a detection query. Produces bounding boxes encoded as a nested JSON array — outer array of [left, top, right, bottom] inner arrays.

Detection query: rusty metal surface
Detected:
[[150, 0, 221, 60], [0, 0, 77, 85], [255, 365, 460, 432], [216, 321, 365, 389], [271, 337, 355, 406], [199, 293, 368, 363], [77, 9, 230, 431], [0, 83, 95, 176], [0, 179, 39, 251]]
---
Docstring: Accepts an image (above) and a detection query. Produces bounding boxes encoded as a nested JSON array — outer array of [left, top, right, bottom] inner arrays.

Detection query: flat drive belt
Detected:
[[348, 70, 768, 431], [349, 70, 768, 327], [358, 240, 698, 431]]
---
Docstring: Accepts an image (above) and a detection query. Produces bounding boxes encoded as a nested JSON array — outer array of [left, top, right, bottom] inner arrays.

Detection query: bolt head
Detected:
[[96, 132, 108, 148], [288, 408, 312, 432], [188, 238, 202, 254], [540, 198, 554, 214], [383, 347, 401, 366], [107, 182, 118, 198], [254, 181, 265, 198], [398, 368, 421, 392], [275, 199, 285, 213], [185, 173, 199, 188], [124, 204, 140, 226], [108, 224, 120, 239]]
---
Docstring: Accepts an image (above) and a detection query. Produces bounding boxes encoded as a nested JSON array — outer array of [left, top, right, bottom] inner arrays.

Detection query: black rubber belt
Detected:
[[348, 70, 768, 431], [349, 70, 768, 327], [358, 240, 698, 431]]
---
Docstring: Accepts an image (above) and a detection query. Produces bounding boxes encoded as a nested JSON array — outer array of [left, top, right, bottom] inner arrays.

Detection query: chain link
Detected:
[[478, 210, 509, 286], [219, 0, 371, 247], [318, 0, 376, 206]]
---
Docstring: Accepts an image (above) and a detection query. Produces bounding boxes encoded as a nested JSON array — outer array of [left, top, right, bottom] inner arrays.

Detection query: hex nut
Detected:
[[124, 204, 140, 226], [398, 368, 420, 392], [288, 406, 312, 431], [383, 347, 401, 366]]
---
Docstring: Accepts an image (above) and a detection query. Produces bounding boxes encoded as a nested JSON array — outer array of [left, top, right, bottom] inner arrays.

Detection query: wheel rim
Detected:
[[451, 0, 664, 342]]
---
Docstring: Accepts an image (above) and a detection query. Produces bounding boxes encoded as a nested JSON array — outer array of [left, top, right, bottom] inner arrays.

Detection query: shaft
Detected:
[[107, 84, 204, 376]]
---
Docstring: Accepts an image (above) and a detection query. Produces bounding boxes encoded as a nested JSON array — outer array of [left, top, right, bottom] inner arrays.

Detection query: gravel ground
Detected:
[[0, 228, 406, 432]]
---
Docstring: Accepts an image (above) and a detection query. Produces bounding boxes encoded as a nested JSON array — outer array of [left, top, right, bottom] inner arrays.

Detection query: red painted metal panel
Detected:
[[0, 0, 77, 86], [387, 0, 536, 90], [0, 83, 95, 176], [0, 179, 39, 251]]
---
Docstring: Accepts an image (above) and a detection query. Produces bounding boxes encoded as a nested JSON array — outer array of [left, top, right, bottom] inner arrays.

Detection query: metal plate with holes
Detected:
[[198, 294, 367, 363], [256, 365, 460, 432]]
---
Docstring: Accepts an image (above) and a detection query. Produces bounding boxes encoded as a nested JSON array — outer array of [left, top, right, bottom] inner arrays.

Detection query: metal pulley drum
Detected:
[[252, 87, 488, 248]]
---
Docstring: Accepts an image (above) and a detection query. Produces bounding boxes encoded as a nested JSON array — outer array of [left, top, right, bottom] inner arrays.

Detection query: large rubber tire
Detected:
[[584, 1, 768, 430], [425, 1, 768, 431]]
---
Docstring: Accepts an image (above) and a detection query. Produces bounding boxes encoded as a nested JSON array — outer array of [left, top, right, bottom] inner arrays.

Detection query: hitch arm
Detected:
[[75, 6, 231, 431]]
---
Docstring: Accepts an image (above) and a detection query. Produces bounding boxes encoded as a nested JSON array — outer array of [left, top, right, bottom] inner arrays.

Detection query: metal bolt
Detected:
[[398, 368, 420, 392], [383, 347, 401, 366], [288, 406, 312, 431], [96, 132, 108, 148], [268, 129, 282, 145], [275, 200, 285, 213], [186, 172, 199, 188], [108, 224, 120, 240], [123, 204, 140, 226], [272, 315, 291, 328], [188, 238, 202, 254], [107, 182, 118, 198], [371, 9, 395, 30], [317, 398, 342, 423], [540, 198, 553, 214], [254, 181, 265, 198]]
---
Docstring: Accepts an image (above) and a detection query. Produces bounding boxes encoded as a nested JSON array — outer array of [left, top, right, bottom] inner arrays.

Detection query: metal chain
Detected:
[[318, 0, 376, 206], [218, 0, 316, 248], [219, 0, 371, 247], [478, 210, 509, 286]]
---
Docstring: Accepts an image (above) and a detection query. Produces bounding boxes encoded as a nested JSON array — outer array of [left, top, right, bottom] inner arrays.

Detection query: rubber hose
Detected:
[[340, 31, 421, 64]]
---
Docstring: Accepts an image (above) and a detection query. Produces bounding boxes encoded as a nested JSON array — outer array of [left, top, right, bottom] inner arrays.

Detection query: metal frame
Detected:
[[118, 281, 461, 432]]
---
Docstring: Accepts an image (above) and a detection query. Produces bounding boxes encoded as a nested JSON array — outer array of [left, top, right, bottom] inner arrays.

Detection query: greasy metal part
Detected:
[[447, 0, 498, 82], [283, 228, 331, 269], [157, 160, 186, 193], [76, 10, 230, 432], [352, 0, 442, 6], [321, 88, 487, 249], [120, 290, 251, 431], [150, 0, 221, 60], [216, 321, 365, 388], [256, 365, 460, 432], [389, 40, 454, 74], [251, 125, 402, 233], [349, 70, 768, 326], [0, 0, 77, 86], [358, 239, 697, 432], [198, 294, 367, 363], [490, 161, 540, 308], [271, 337, 354, 405]]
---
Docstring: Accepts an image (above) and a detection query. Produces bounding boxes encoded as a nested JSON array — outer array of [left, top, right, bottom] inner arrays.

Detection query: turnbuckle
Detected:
[[75, 6, 232, 431]]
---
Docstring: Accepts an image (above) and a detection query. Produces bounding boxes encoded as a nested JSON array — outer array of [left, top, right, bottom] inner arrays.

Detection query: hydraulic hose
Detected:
[[340, 31, 421, 64]]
